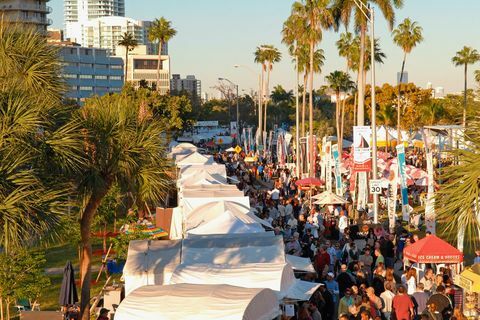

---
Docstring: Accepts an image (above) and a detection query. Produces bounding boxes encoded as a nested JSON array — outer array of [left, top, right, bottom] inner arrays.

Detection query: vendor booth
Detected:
[[115, 283, 281, 320], [455, 264, 480, 319], [403, 235, 463, 264]]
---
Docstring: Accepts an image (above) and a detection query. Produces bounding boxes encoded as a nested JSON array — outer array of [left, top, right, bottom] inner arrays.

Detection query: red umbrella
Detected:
[[295, 177, 324, 187], [403, 235, 463, 264]]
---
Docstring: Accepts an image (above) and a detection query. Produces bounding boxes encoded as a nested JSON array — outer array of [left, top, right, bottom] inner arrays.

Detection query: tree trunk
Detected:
[[260, 65, 265, 135], [309, 40, 315, 176], [335, 91, 341, 152], [463, 63, 467, 127], [0, 296, 4, 320], [340, 96, 346, 152], [5, 300, 9, 320], [397, 51, 407, 143], [79, 185, 112, 320], [357, 24, 366, 126], [125, 47, 129, 82], [156, 41, 163, 92], [302, 72, 307, 139], [385, 128, 389, 153], [264, 62, 271, 132]]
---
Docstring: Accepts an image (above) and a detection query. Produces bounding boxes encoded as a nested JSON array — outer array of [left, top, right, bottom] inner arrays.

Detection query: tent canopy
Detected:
[[403, 235, 463, 263], [180, 193, 249, 217], [179, 164, 227, 179], [115, 283, 281, 320], [186, 201, 265, 237], [178, 170, 228, 187], [176, 152, 214, 167], [286, 255, 315, 273], [312, 191, 347, 205]]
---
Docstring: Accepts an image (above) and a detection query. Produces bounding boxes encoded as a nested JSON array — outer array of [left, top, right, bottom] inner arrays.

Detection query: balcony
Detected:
[[20, 16, 52, 26], [0, 4, 52, 13]]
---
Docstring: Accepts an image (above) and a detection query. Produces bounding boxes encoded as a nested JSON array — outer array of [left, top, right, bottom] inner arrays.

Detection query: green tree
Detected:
[[118, 32, 138, 81], [0, 24, 82, 253], [292, 0, 334, 175], [419, 101, 446, 126], [254, 46, 268, 133], [75, 93, 172, 320], [452, 46, 480, 126], [258, 45, 281, 131], [325, 71, 354, 150], [376, 104, 396, 151], [333, 0, 403, 126], [148, 17, 177, 92], [475, 70, 480, 84], [392, 18, 423, 141]]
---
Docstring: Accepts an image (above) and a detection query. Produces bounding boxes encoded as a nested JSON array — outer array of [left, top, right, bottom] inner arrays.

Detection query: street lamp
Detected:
[[218, 77, 240, 142], [234, 65, 262, 137], [353, 0, 379, 223]]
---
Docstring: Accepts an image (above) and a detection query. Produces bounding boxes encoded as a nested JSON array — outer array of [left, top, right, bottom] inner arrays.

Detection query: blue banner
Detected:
[[396, 144, 409, 221], [332, 144, 343, 196]]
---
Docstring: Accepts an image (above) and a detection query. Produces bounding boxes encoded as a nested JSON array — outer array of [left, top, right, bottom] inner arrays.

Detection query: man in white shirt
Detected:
[[285, 200, 293, 219], [338, 211, 348, 239], [268, 187, 280, 205], [380, 282, 396, 320], [287, 216, 298, 230]]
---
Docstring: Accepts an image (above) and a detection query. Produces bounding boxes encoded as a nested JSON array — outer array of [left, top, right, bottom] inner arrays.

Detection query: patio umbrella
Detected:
[[295, 177, 324, 187], [59, 261, 78, 307], [312, 191, 347, 205]]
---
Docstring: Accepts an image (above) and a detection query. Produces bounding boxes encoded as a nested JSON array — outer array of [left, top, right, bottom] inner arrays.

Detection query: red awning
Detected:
[[295, 177, 324, 187], [403, 235, 463, 264]]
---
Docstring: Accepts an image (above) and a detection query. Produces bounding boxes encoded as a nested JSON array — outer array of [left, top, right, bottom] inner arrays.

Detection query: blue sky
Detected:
[[50, 0, 480, 97]]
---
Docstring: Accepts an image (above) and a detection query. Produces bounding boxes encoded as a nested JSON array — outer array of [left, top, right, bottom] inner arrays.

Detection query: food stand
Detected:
[[455, 264, 480, 319]]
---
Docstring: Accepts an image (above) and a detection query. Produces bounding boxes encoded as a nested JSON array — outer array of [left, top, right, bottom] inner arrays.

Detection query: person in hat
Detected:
[[325, 272, 339, 304], [96, 308, 109, 320]]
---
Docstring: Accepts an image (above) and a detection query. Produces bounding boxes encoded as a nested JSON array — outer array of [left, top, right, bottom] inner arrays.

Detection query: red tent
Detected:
[[295, 177, 324, 187], [403, 235, 463, 264]]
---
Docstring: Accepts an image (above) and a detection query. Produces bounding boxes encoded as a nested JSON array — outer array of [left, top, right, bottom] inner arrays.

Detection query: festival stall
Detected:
[[175, 152, 215, 167], [177, 170, 228, 188], [179, 164, 227, 179], [115, 284, 281, 320], [455, 264, 480, 319]]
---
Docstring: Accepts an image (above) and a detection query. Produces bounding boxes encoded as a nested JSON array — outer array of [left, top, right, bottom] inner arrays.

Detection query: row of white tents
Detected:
[[115, 143, 317, 320]]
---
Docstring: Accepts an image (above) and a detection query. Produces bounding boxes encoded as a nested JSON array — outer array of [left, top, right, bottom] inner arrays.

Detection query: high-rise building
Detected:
[[171, 74, 201, 97], [397, 71, 408, 85], [116, 45, 170, 95], [0, 0, 52, 32], [58, 45, 124, 103], [64, 0, 124, 24]]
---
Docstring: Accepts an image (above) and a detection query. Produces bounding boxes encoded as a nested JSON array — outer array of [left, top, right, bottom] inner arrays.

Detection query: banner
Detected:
[[332, 144, 342, 196], [396, 145, 409, 222], [387, 166, 398, 232], [321, 137, 327, 183], [255, 128, 261, 149], [325, 141, 332, 192], [357, 172, 367, 210], [242, 128, 247, 152], [230, 121, 238, 136], [277, 133, 286, 166], [353, 126, 372, 171], [425, 152, 436, 234]]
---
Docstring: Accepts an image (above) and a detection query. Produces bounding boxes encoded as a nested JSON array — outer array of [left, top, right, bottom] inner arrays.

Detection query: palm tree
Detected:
[[118, 32, 138, 82], [452, 46, 480, 126], [392, 18, 423, 142], [336, 31, 356, 71], [436, 118, 480, 251], [76, 93, 172, 320], [260, 45, 281, 131], [333, 0, 403, 125], [292, 0, 334, 176], [376, 104, 396, 151], [325, 71, 354, 150], [475, 70, 480, 84], [419, 102, 445, 126], [148, 17, 177, 92], [254, 46, 267, 135], [0, 23, 82, 254]]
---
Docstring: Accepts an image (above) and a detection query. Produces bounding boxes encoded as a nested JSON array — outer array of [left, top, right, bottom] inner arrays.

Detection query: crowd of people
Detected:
[[214, 150, 468, 320]]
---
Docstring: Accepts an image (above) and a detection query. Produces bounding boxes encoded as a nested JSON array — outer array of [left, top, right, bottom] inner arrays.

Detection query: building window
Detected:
[[110, 65, 123, 70], [95, 75, 108, 80], [134, 59, 159, 70], [79, 86, 93, 91], [80, 63, 93, 68], [96, 64, 108, 69], [64, 74, 77, 79], [79, 74, 93, 79], [109, 76, 122, 80], [70, 85, 78, 90]]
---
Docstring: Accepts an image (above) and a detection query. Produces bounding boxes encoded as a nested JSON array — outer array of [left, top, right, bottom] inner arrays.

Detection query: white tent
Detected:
[[123, 240, 182, 296], [180, 191, 249, 217], [175, 152, 214, 167], [169, 263, 320, 300], [185, 201, 265, 237], [178, 170, 228, 188], [169, 143, 197, 159], [286, 255, 315, 273], [115, 283, 281, 320], [312, 190, 347, 205], [179, 164, 227, 179]]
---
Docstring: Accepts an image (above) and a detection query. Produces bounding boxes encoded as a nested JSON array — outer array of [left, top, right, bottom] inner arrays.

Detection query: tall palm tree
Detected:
[[376, 104, 396, 152], [76, 93, 171, 320], [254, 46, 267, 135], [260, 45, 281, 131], [0, 23, 82, 254], [336, 31, 356, 71], [325, 71, 354, 151], [333, 0, 403, 126], [419, 102, 445, 126], [148, 17, 177, 92], [392, 18, 423, 141], [292, 0, 334, 176], [118, 32, 138, 82], [452, 46, 480, 126]]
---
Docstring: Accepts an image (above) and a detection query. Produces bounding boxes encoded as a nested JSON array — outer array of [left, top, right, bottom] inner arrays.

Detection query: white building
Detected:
[[116, 45, 170, 95], [171, 74, 202, 97], [0, 0, 52, 32]]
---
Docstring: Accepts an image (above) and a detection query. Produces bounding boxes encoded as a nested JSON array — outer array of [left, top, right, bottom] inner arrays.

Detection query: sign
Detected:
[[353, 126, 372, 172], [230, 121, 238, 136], [369, 179, 382, 194], [325, 141, 332, 192], [234, 145, 242, 154], [425, 152, 436, 234], [357, 172, 367, 210], [332, 144, 342, 196], [387, 167, 398, 232], [194, 120, 218, 127], [396, 145, 409, 222]]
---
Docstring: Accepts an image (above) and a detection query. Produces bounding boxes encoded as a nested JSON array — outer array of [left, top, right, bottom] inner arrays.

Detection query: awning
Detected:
[[403, 235, 463, 263], [286, 255, 315, 273], [455, 264, 480, 292]]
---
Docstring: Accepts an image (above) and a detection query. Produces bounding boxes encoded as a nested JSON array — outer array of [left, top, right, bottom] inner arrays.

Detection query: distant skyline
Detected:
[[50, 0, 480, 97]]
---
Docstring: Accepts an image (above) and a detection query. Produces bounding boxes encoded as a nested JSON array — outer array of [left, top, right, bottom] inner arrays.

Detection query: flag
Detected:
[[332, 144, 342, 196], [396, 145, 409, 222]]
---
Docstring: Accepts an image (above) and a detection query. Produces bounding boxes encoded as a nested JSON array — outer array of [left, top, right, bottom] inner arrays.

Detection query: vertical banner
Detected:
[[332, 144, 342, 196], [425, 152, 436, 234], [357, 172, 367, 210], [230, 121, 238, 137], [396, 145, 409, 222], [325, 141, 332, 192], [242, 128, 247, 152], [353, 126, 372, 172], [277, 133, 286, 166], [321, 137, 327, 183], [387, 166, 398, 232]]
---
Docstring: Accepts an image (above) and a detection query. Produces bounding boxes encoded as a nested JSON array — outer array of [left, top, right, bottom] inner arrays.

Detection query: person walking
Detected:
[[392, 285, 415, 320], [380, 282, 396, 320], [412, 283, 430, 317]]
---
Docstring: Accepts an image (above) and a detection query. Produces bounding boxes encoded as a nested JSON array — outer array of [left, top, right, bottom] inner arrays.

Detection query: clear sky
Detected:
[[50, 0, 480, 97]]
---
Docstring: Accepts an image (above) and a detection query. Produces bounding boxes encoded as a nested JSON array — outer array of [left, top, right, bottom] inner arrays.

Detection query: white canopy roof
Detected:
[[312, 190, 347, 205], [179, 164, 226, 179], [169, 143, 197, 159], [180, 192, 249, 217], [115, 283, 281, 320], [175, 152, 214, 167], [178, 170, 228, 188], [186, 201, 265, 237], [286, 254, 315, 273]]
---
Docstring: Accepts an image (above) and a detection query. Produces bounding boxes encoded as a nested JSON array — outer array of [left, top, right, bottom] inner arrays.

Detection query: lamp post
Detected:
[[234, 65, 262, 137], [353, 0, 378, 223], [219, 77, 239, 143]]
